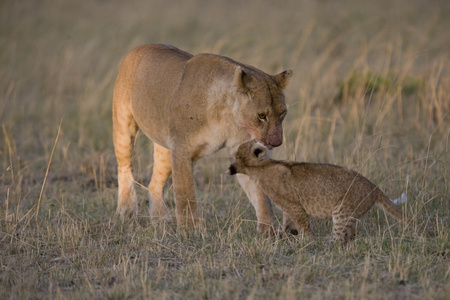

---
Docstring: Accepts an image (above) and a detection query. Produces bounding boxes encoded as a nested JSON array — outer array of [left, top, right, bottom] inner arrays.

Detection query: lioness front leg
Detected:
[[236, 174, 276, 235], [171, 150, 199, 227], [148, 143, 172, 221]]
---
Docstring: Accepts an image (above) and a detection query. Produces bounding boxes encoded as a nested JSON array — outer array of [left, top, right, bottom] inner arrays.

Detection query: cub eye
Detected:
[[258, 113, 267, 121]]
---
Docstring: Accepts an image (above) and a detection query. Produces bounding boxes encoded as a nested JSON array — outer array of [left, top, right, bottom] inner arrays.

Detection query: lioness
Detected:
[[228, 141, 404, 243], [113, 44, 293, 233]]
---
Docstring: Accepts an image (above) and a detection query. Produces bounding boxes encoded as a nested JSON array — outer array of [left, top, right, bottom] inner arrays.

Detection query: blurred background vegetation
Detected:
[[1, 0, 449, 298]]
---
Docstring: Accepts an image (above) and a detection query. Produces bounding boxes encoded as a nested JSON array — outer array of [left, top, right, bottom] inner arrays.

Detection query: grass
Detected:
[[1, 0, 449, 299]]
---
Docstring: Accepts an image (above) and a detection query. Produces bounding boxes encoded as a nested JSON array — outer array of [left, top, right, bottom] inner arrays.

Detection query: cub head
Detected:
[[227, 141, 269, 175], [233, 66, 293, 148]]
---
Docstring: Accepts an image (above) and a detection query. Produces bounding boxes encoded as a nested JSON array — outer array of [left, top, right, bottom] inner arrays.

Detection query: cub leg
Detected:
[[282, 211, 298, 235], [171, 150, 198, 227], [113, 105, 139, 218], [236, 174, 276, 235], [148, 143, 172, 221], [331, 208, 357, 243], [285, 207, 313, 238]]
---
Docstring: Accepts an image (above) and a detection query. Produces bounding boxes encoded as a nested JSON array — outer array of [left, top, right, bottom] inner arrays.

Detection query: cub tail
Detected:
[[375, 192, 403, 221], [377, 192, 435, 236], [390, 192, 407, 205]]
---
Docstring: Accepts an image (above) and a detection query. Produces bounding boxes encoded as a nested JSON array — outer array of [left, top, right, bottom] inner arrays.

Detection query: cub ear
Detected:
[[253, 147, 266, 159], [274, 70, 293, 89], [234, 66, 253, 92]]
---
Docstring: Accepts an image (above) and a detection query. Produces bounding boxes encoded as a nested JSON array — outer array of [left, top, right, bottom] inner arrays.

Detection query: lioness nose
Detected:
[[269, 140, 282, 147], [268, 127, 283, 147], [269, 136, 283, 147]]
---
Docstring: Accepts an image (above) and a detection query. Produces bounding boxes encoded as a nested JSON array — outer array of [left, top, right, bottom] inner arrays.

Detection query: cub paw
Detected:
[[282, 223, 299, 236]]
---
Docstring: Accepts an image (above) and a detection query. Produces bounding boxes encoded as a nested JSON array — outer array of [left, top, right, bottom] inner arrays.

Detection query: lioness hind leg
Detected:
[[113, 105, 139, 219], [148, 143, 172, 221]]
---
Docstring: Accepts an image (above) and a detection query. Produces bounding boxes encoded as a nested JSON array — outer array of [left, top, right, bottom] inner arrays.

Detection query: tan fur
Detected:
[[228, 141, 404, 243], [113, 44, 292, 232]]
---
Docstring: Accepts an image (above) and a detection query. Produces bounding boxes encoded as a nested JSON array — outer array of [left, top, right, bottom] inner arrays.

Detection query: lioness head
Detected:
[[228, 141, 269, 175], [233, 66, 293, 147]]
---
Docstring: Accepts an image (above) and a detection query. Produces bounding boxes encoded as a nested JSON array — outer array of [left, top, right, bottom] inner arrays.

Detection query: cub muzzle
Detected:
[[227, 164, 238, 175]]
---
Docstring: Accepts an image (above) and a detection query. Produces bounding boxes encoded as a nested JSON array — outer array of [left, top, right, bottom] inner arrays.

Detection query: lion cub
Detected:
[[228, 141, 403, 243]]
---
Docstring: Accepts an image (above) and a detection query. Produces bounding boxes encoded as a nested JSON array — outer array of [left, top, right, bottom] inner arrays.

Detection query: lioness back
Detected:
[[114, 44, 193, 146]]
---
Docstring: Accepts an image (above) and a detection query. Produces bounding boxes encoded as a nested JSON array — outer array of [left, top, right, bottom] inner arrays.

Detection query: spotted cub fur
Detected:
[[228, 141, 404, 243]]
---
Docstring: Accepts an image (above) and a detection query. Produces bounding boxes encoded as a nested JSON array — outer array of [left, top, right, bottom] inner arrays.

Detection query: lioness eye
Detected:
[[258, 113, 266, 121]]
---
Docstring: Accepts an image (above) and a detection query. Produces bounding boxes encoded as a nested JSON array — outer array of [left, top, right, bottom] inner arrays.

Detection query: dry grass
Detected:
[[1, 0, 449, 299]]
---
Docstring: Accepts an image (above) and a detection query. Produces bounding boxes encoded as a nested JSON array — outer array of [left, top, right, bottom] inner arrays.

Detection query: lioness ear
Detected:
[[274, 70, 293, 89], [234, 66, 252, 92]]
